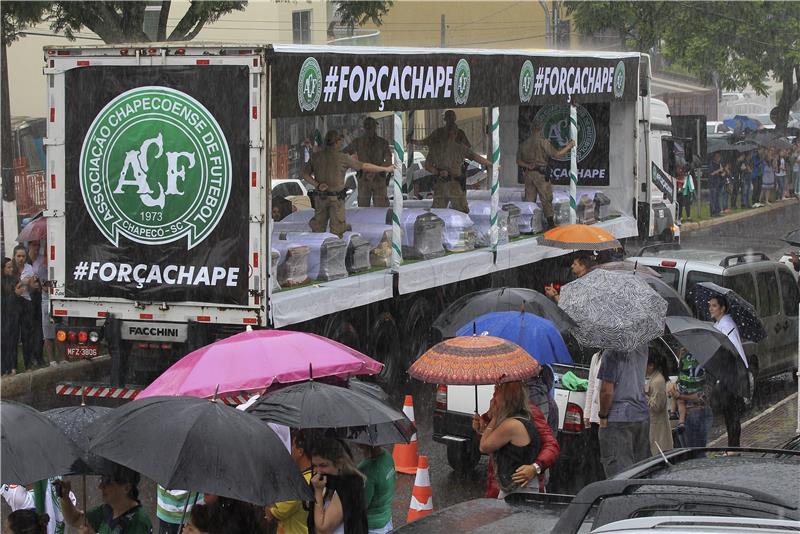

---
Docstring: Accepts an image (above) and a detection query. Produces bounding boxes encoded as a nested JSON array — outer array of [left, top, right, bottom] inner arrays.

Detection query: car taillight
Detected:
[[661, 260, 677, 267], [67, 331, 77, 343], [56, 330, 67, 342], [435, 384, 447, 411], [563, 402, 584, 433], [77, 331, 89, 344]]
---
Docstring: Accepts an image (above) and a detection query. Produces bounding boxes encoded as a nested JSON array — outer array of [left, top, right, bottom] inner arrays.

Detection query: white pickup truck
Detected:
[[432, 362, 602, 494]]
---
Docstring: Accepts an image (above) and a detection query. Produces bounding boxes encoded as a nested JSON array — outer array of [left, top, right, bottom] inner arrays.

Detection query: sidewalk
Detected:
[[708, 393, 798, 448], [680, 197, 799, 235]]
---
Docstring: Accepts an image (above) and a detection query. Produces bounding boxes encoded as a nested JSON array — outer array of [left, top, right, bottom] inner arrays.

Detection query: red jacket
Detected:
[[484, 401, 560, 497]]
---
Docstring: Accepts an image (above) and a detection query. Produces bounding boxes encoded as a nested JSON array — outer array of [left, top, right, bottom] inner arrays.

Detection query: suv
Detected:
[[629, 246, 800, 384]]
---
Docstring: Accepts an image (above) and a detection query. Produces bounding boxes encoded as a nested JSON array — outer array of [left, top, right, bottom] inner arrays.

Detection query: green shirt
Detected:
[[358, 450, 396, 529], [86, 504, 152, 534]]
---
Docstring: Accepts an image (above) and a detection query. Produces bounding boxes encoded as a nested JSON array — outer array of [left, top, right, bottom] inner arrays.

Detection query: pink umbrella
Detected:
[[16, 216, 47, 243], [138, 330, 383, 399]]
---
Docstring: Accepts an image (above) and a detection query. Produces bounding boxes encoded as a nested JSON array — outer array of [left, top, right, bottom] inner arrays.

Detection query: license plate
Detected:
[[65, 345, 98, 359]]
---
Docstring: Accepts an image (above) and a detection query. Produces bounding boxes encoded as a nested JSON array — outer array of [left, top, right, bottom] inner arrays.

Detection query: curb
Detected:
[[680, 197, 799, 235], [707, 392, 798, 447], [1, 355, 111, 408]]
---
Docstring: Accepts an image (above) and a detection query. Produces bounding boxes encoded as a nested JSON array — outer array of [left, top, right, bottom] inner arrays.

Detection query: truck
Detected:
[[43, 44, 680, 405]]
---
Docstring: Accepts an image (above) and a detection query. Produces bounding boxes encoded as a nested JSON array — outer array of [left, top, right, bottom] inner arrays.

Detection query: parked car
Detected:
[[630, 246, 800, 385], [393, 447, 800, 534]]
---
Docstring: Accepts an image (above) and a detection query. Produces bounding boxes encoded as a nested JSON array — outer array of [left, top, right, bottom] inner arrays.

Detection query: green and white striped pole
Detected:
[[569, 103, 578, 224], [490, 107, 501, 252], [392, 112, 404, 272]]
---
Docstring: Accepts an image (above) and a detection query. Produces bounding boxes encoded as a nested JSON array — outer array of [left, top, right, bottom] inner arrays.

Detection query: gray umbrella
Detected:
[[782, 228, 800, 247], [665, 316, 748, 391], [45, 403, 115, 475], [558, 269, 668, 351]]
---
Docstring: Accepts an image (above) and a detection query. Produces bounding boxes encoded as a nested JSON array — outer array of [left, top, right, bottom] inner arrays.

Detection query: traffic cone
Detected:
[[392, 394, 418, 475], [406, 455, 434, 522]]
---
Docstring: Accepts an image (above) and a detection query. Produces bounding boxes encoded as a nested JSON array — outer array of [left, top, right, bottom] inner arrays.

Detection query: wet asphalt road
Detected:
[[3, 202, 798, 530]]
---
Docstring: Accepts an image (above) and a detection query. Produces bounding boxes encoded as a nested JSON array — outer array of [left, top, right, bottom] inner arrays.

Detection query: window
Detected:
[[685, 270, 723, 315], [778, 269, 800, 316], [724, 273, 758, 310], [292, 10, 311, 44], [652, 266, 679, 290], [756, 270, 780, 317]]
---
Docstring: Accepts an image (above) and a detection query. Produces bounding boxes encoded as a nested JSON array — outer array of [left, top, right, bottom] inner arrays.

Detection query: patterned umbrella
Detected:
[[409, 335, 540, 385], [592, 261, 661, 277], [687, 282, 767, 342], [591, 267, 691, 318], [558, 269, 668, 351], [539, 224, 621, 251]]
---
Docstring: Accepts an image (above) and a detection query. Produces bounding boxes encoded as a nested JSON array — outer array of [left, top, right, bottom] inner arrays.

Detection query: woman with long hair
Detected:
[[1, 257, 24, 375], [308, 439, 368, 534], [474, 382, 541, 497], [645, 352, 673, 454], [710, 294, 747, 448]]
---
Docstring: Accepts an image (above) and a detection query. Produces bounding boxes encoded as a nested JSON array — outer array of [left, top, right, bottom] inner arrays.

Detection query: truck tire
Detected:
[[446, 439, 481, 473], [368, 312, 402, 389], [403, 297, 435, 362], [322, 313, 361, 352]]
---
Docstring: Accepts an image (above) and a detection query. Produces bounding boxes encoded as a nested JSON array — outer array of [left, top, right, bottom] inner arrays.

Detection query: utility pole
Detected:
[[440, 14, 446, 48]]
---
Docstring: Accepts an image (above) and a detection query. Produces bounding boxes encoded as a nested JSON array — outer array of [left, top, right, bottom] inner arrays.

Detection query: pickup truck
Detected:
[[432, 362, 603, 495]]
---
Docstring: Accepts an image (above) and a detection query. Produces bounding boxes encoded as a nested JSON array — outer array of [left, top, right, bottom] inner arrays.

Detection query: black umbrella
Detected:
[[246, 381, 415, 446], [45, 403, 115, 475], [87, 396, 312, 505], [687, 282, 767, 342], [593, 267, 691, 317], [432, 287, 577, 338], [1, 401, 81, 485], [664, 316, 748, 390], [347, 377, 390, 401], [782, 228, 800, 247]]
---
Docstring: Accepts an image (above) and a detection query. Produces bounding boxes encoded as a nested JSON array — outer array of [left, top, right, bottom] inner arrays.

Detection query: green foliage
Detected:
[[1, 1, 50, 47], [335, 1, 393, 31], [566, 0, 800, 129]]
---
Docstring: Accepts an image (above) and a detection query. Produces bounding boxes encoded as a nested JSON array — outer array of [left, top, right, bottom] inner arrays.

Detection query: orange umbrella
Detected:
[[539, 223, 621, 251], [409, 335, 540, 385]]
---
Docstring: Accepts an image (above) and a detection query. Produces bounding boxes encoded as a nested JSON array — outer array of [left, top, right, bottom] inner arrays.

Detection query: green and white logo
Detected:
[[298, 57, 323, 112], [453, 59, 471, 106], [519, 60, 534, 103], [613, 61, 626, 99], [80, 86, 231, 249], [533, 104, 596, 163]]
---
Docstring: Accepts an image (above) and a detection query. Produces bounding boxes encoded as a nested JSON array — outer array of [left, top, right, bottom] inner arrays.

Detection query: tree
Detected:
[[566, 1, 800, 130], [47, 1, 247, 44], [1, 2, 50, 202], [334, 1, 393, 32]]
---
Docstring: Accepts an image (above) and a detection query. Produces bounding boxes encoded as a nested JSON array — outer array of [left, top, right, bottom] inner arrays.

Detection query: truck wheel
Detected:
[[322, 313, 361, 352], [369, 312, 402, 390], [403, 297, 435, 362], [446, 439, 481, 473]]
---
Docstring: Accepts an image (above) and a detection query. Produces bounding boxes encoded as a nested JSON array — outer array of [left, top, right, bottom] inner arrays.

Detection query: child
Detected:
[[670, 348, 706, 431]]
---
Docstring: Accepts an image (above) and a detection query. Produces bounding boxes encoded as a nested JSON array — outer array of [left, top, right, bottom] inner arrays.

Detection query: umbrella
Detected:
[[558, 269, 668, 351], [766, 137, 793, 151], [455, 311, 573, 366], [783, 228, 800, 247], [592, 261, 662, 277], [733, 140, 760, 153], [44, 403, 114, 475], [15, 215, 47, 243], [138, 329, 383, 399], [246, 381, 415, 446], [432, 287, 576, 339], [409, 335, 540, 413], [687, 282, 767, 342], [539, 224, 621, 251], [722, 115, 762, 132], [347, 377, 390, 401], [1, 401, 81, 485], [87, 396, 312, 505], [664, 316, 748, 391], [409, 335, 540, 385], [591, 267, 691, 318]]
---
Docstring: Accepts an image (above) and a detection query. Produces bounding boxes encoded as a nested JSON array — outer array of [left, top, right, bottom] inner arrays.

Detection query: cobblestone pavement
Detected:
[[709, 392, 798, 449]]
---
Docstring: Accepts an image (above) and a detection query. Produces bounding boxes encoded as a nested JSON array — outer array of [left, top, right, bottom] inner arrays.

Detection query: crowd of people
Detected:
[[2, 239, 53, 376], [677, 141, 800, 223]]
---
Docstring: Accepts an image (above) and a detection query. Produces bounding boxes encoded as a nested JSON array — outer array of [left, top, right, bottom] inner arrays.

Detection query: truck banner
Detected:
[[270, 51, 638, 117], [518, 103, 611, 187], [64, 66, 250, 305]]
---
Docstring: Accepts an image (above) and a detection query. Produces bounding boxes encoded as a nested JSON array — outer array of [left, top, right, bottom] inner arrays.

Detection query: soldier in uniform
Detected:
[[424, 128, 491, 213], [409, 109, 471, 149], [343, 117, 392, 207], [303, 130, 393, 237], [517, 121, 575, 229]]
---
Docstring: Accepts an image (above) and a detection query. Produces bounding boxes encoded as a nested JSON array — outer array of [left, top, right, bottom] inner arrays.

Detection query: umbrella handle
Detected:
[[82, 475, 87, 527], [474, 385, 479, 415]]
